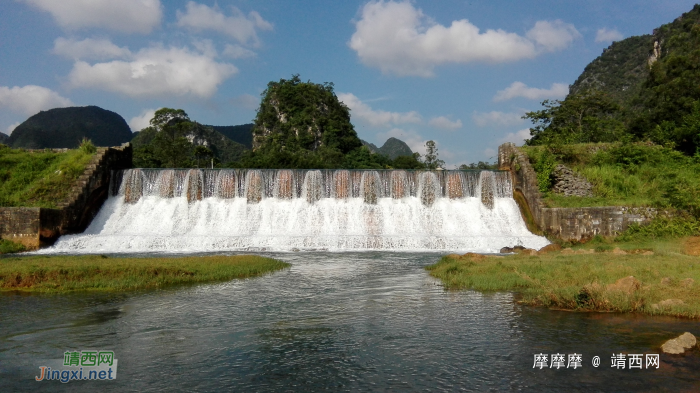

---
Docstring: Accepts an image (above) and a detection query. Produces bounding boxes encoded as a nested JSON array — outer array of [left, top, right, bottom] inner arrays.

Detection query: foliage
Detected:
[[79, 138, 97, 154], [0, 144, 95, 208], [617, 216, 700, 241], [131, 108, 246, 168], [525, 148, 558, 193], [0, 239, 26, 254], [253, 74, 362, 154], [458, 161, 498, 170], [522, 143, 700, 212], [208, 124, 254, 149], [8, 106, 132, 149], [526, 5, 700, 157], [422, 140, 445, 170], [0, 255, 289, 292]]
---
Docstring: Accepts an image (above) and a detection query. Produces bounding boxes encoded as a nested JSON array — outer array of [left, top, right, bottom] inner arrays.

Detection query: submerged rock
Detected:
[[661, 332, 696, 355]]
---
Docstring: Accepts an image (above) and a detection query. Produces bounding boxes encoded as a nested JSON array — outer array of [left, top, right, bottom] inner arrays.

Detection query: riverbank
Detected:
[[0, 254, 289, 293], [427, 237, 700, 318]]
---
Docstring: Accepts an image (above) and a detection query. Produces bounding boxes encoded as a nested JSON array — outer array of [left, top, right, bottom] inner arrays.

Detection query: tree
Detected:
[[423, 140, 445, 170]]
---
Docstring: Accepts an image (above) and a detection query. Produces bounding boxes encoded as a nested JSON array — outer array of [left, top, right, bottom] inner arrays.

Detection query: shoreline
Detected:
[[0, 254, 289, 293], [427, 238, 700, 319]]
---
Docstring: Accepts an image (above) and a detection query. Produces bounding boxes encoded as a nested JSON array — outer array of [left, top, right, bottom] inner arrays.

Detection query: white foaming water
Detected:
[[40, 169, 549, 254]]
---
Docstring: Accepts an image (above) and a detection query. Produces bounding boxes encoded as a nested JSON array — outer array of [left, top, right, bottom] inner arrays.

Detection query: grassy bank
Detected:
[[522, 143, 700, 211], [427, 238, 700, 318], [0, 143, 95, 208], [0, 254, 289, 293]]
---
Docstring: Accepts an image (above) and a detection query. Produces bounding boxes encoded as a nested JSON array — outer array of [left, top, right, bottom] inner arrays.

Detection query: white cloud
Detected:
[[66, 44, 237, 98], [595, 28, 624, 43], [176, 2, 272, 47], [5, 122, 20, 135], [525, 20, 581, 52], [428, 116, 462, 130], [129, 108, 157, 131], [349, 1, 578, 77], [498, 128, 531, 145], [23, 0, 162, 34], [223, 44, 257, 59], [493, 81, 568, 102], [53, 37, 131, 60], [338, 92, 421, 127], [472, 111, 525, 127], [230, 94, 259, 110], [0, 85, 73, 116]]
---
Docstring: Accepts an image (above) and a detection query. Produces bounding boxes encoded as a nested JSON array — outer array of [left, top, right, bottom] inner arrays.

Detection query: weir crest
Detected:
[[44, 169, 550, 254]]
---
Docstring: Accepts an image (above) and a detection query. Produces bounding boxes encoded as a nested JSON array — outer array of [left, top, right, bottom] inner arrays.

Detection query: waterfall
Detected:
[[42, 169, 549, 254]]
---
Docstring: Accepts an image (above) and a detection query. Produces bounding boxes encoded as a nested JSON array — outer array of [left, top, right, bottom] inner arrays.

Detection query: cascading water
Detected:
[[41, 169, 549, 254]]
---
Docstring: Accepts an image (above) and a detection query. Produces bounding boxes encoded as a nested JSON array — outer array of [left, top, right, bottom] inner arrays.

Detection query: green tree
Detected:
[[423, 140, 445, 170]]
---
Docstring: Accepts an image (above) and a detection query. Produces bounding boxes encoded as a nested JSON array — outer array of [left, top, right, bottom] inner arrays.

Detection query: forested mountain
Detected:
[[207, 124, 254, 149], [526, 4, 700, 156], [8, 106, 132, 149], [235, 75, 416, 169], [362, 137, 413, 159], [0, 132, 8, 144], [131, 108, 246, 168]]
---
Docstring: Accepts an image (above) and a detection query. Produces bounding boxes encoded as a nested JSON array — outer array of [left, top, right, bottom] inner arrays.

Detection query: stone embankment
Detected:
[[551, 164, 593, 197], [0, 143, 131, 249], [498, 142, 657, 241]]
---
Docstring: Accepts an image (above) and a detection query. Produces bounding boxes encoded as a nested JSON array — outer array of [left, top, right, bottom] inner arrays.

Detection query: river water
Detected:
[[1, 252, 699, 392]]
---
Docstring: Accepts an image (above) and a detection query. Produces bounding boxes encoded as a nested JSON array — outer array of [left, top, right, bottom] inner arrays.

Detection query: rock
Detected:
[[661, 332, 696, 354], [653, 299, 684, 309], [499, 245, 526, 253], [660, 277, 672, 285], [606, 276, 641, 294], [551, 164, 594, 197], [662, 339, 686, 354], [520, 249, 538, 256], [561, 248, 574, 254], [681, 278, 695, 288], [612, 247, 627, 255], [538, 244, 562, 254]]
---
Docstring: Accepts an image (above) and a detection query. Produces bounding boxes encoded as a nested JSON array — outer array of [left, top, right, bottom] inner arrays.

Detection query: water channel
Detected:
[[2, 252, 699, 392]]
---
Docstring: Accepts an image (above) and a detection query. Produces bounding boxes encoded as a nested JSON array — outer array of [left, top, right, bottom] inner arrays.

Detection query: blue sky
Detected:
[[0, 0, 697, 167]]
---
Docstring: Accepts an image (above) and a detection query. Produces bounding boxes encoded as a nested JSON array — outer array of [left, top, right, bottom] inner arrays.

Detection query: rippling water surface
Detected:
[[1, 252, 699, 392]]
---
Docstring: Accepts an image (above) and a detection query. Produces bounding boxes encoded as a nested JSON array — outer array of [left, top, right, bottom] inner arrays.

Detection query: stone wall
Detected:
[[498, 142, 657, 241], [0, 143, 131, 249]]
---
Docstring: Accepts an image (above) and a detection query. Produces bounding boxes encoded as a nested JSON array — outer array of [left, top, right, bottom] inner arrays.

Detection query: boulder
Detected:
[[652, 299, 684, 310], [499, 245, 526, 253], [606, 276, 641, 294], [661, 332, 696, 354], [538, 244, 562, 254]]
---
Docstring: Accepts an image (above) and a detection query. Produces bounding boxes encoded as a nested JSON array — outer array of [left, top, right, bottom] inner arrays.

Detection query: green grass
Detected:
[[521, 143, 700, 210], [0, 239, 26, 254], [0, 254, 289, 292], [0, 144, 95, 208], [427, 240, 700, 318]]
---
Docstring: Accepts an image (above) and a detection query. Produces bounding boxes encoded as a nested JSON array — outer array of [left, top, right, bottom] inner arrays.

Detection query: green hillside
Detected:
[[0, 142, 96, 208], [0, 132, 8, 144], [526, 5, 700, 156], [8, 106, 132, 149], [207, 124, 254, 149]]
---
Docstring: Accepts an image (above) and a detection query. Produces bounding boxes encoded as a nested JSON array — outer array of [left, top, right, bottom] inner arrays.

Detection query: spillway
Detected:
[[42, 169, 549, 254]]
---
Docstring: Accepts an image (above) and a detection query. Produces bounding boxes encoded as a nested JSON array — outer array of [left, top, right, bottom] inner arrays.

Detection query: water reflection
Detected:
[[0, 252, 699, 392]]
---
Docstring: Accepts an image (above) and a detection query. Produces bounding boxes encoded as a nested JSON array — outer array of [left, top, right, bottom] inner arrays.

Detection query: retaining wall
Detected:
[[498, 142, 656, 241], [0, 143, 132, 249]]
